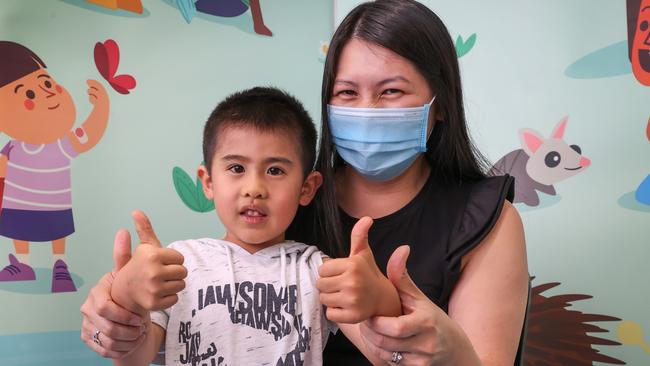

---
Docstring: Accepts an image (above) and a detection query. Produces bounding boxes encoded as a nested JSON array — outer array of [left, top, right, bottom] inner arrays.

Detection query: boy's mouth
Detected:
[[47, 103, 60, 110], [242, 209, 266, 216], [240, 206, 268, 223]]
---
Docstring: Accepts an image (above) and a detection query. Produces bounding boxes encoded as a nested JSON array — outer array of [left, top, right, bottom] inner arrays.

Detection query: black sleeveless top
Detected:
[[291, 173, 514, 365]]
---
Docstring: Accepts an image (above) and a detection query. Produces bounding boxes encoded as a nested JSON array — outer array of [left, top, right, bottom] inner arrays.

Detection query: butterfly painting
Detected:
[[94, 39, 136, 94]]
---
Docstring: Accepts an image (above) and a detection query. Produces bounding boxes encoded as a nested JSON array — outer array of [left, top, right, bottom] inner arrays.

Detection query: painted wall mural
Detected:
[[524, 281, 624, 365], [635, 119, 650, 204], [173, 164, 214, 213], [564, 0, 650, 84], [0, 39, 132, 293], [174, 0, 273, 36], [489, 117, 591, 207], [87, 0, 144, 14]]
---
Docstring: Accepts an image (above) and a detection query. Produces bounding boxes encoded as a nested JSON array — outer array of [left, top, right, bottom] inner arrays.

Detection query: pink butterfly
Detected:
[[94, 39, 136, 95]]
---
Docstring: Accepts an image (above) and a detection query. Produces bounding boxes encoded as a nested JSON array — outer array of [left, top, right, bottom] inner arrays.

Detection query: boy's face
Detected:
[[198, 125, 321, 253], [0, 68, 76, 144]]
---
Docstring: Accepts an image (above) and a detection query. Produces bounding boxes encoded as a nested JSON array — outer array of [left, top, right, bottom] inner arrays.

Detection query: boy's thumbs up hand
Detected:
[[317, 217, 399, 324], [132, 210, 162, 248], [348, 216, 373, 257], [110, 211, 188, 315]]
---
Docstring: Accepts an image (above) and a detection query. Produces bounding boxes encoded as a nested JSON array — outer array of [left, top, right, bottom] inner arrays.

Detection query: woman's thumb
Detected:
[[386, 245, 419, 295], [112, 229, 132, 273]]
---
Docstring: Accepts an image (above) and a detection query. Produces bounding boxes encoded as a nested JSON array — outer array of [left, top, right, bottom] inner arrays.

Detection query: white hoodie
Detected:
[[151, 238, 336, 366]]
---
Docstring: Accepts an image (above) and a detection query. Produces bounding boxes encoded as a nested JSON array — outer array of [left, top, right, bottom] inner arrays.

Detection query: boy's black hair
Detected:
[[202, 86, 317, 177], [0, 41, 46, 88]]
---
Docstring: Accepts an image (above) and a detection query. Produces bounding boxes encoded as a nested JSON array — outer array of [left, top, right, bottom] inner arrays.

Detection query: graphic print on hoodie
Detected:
[[150, 239, 336, 366]]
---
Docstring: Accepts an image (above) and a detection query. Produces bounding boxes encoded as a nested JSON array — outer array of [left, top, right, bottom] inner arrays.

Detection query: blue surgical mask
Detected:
[[328, 96, 435, 181]]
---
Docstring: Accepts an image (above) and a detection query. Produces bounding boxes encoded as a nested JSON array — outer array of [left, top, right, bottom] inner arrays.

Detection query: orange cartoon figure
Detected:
[[0, 41, 109, 292], [628, 0, 650, 85]]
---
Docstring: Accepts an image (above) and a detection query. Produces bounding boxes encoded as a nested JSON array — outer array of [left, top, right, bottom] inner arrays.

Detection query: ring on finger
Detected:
[[391, 351, 403, 364], [92, 330, 102, 347]]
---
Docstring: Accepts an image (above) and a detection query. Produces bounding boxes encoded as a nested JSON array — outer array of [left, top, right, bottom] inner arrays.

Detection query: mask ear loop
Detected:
[[425, 95, 437, 143]]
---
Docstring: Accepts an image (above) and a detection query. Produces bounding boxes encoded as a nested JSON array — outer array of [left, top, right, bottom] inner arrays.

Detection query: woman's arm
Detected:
[[113, 322, 165, 366], [360, 201, 528, 366], [448, 201, 528, 365]]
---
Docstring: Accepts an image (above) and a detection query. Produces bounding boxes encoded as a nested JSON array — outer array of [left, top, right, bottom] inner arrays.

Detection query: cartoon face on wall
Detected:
[[0, 69, 76, 144], [629, 0, 650, 85]]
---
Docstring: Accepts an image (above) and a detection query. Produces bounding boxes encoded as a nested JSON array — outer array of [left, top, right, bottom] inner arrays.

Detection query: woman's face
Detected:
[[330, 38, 435, 111]]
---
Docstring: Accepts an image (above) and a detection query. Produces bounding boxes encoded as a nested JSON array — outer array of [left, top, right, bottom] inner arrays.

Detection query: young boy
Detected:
[[110, 87, 401, 365]]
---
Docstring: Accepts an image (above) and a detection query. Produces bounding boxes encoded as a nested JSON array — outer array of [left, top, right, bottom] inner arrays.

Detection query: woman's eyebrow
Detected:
[[13, 84, 24, 93], [377, 76, 411, 86], [37, 74, 51, 79], [334, 79, 357, 87]]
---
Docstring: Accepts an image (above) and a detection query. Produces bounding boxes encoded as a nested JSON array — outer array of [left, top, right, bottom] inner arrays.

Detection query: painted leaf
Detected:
[[195, 175, 214, 212], [455, 33, 476, 58], [173, 167, 202, 212]]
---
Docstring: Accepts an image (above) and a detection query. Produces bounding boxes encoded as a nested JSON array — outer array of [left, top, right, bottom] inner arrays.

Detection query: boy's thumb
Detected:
[[112, 229, 132, 273], [131, 210, 162, 248], [349, 216, 373, 257]]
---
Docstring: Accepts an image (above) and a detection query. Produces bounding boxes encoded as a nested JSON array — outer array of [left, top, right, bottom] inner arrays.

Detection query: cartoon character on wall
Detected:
[[635, 117, 650, 204], [628, 0, 650, 86], [489, 117, 591, 207], [565, 0, 650, 85], [175, 0, 273, 37], [0, 41, 110, 293], [86, 0, 143, 14]]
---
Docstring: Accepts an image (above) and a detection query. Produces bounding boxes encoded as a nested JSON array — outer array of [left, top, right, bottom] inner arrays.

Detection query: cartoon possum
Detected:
[[489, 117, 591, 207]]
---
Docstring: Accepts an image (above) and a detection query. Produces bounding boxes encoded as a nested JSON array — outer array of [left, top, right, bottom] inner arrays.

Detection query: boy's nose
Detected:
[[243, 176, 268, 199]]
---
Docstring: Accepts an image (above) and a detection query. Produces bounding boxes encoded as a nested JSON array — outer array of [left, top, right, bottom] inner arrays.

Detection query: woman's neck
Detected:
[[336, 156, 431, 219]]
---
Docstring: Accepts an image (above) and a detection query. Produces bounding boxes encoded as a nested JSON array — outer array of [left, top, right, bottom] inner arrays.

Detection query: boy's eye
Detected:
[[267, 167, 284, 176], [44, 80, 52, 88], [228, 164, 244, 174], [25, 90, 35, 99]]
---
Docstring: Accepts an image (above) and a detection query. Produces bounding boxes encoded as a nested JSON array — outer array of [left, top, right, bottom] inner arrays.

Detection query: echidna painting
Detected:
[[524, 280, 625, 365]]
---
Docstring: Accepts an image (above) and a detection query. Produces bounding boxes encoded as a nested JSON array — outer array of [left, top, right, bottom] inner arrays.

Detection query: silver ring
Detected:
[[391, 351, 403, 364], [92, 330, 102, 347]]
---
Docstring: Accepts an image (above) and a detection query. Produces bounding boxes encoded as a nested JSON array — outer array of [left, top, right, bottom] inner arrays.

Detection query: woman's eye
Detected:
[[382, 88, 402, 96], [267, 167, 284, 176], [228, 165, 244, 174], [43, 80, 52, 88], [336, 90, 357, 97], [25, 90, 35, 99]]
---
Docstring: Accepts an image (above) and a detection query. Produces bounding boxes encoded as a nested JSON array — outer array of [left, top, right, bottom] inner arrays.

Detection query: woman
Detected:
[[80, 1, 528, 365]]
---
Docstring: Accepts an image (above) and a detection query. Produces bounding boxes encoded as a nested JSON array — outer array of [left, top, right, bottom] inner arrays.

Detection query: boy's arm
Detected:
[[113, 321, 165, 366], [68, 79, 109, 154]]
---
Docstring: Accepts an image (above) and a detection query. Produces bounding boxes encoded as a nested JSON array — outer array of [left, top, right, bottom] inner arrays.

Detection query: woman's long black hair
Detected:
[[287, 0, 490, 258]]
